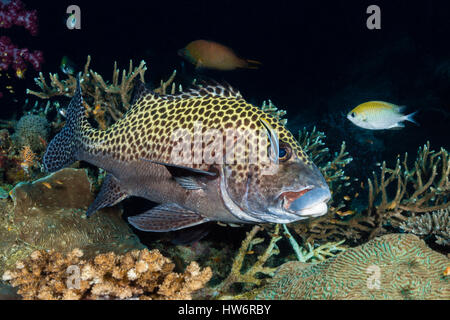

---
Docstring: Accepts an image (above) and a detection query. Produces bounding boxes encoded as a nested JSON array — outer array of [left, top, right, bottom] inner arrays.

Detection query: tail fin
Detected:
[[43, 75, 88, 172], [244, 59, 262, 69], [404, 110, 419, 126]]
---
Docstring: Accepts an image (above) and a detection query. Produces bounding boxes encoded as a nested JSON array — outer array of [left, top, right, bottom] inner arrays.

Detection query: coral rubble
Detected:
[[2, 248, 212, 300], [255, 234, 450, 300]]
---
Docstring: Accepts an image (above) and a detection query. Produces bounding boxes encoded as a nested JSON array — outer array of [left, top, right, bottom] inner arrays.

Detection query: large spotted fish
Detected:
[[43, 77, 331, 232]]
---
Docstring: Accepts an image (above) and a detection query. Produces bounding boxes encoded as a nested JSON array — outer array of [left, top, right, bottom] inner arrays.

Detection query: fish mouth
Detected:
[[266, 186, 331, 222]]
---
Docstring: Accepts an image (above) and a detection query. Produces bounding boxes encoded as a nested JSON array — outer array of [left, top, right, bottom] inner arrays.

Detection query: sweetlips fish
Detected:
[[178, 40, 261, 70], [347, 101, 418, 130], [43, 77, 331, 232]]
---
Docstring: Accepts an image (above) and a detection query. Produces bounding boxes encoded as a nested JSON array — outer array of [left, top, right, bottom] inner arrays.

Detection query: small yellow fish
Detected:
[[42, 182, 52, 189], [444, 266, 450, 276], [343, 196, 351, 201], [337, 210, 355, 217], [15, 68, 26, 79], [347, 101, 418, 130]]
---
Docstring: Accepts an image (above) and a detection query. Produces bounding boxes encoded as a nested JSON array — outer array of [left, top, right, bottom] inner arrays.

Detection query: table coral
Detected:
[[255, 234, 450, 300], [2, 248, 212, 300]]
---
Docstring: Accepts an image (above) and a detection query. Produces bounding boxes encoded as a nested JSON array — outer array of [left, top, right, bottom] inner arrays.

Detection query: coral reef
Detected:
[[11, 114, 49, 152], [366, 142, 449, 237], [291, 126, 370, 244], [255, 234, 450, 300], [203, 224, 350, 299], [400, 207, 449, 246], [291, 140, 449, 245], [282, 224, 346, 263], [27, 56, 147, 126], [260, 100, 287, 126], [2, 248, 212, 300], [18, 145, 36, 174], [207, 225, 282, 298], [0, 0, 43, 78], [298, 126, 353, 201], [0, 168, 144, 276]]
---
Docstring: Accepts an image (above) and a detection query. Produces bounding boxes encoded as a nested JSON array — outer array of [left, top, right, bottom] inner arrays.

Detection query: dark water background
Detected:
[[1, 0, 449, 244]]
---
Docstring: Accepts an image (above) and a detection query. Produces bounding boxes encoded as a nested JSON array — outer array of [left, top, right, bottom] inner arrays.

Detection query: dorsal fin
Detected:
[[130, 79, 243, 105], [153, 80, 242, 101], [184, 79, 242, 99]]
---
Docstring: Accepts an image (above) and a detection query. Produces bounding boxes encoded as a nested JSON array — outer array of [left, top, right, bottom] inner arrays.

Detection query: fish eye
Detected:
[[266, 145, 291, 162], [279, 145, 291, 162], [351, 112, 356, 117]]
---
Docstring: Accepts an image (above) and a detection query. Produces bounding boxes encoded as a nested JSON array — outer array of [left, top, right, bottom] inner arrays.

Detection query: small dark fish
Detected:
[[60, 56, 76, 75]]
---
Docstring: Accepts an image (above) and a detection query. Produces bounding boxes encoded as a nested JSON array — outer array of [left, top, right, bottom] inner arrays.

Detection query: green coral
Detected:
[[260, 100, 287, 126], [282, 224, 346, 263], [255, 234, 450, 300]]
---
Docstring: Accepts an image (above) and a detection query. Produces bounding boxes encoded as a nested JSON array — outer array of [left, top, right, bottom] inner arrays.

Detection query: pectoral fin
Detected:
[[174, 176, 206, 190], [86, 174, 128, 217], [128, 203, 207, 232]]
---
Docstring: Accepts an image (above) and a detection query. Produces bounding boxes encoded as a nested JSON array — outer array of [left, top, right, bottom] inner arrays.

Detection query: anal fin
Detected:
[[86, 173, 128, 217], [128, 203, 207, 232]]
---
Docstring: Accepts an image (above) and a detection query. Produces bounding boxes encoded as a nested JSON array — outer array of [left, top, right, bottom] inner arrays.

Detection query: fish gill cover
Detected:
[[0, 0, 448, 301]]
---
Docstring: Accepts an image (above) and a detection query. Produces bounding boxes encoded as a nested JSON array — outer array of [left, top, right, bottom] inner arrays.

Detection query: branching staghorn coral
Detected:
[[282, 224, 346, 263], [290, 127, 369, 244], [293, 140, 449, 244], [2, 248, 212, 300], [366, 142, 449, 238], [208, 224, 351, 299], [260, 100, 287, 126], [400, 207, 450, 246], [206, 225, 281, 298], [298, 126, 353, 194], [291, 213, 377, 245], [27, 55, 147, 125]]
